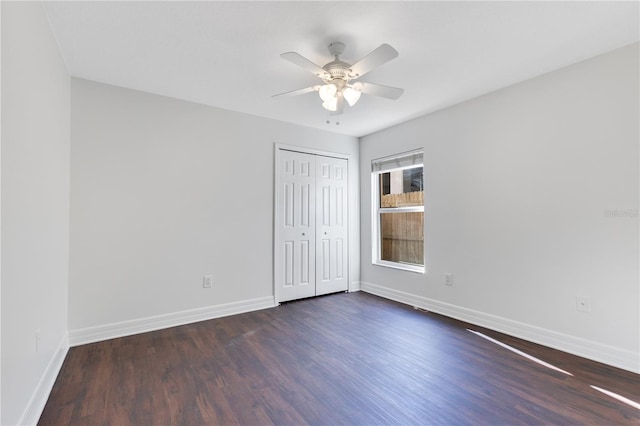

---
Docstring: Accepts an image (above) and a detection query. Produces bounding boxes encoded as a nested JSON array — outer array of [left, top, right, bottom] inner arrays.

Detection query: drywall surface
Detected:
[[69, 78, 359, 331], [360, 43, 639, 371], [1, 2, 70, 424]]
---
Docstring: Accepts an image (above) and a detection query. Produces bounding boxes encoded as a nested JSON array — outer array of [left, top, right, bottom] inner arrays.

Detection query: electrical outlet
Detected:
[[203, 275, 213, 288], [444, 273, 453, 286], [576, 296, 591, 312], [36, 329, 41, 352]]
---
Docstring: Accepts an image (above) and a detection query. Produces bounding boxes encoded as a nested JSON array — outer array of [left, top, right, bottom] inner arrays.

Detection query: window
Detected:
[[372, 150, 424, 273]]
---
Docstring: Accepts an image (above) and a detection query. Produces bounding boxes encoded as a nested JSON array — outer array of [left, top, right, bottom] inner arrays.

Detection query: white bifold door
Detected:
[[276, 149, 348, 302]]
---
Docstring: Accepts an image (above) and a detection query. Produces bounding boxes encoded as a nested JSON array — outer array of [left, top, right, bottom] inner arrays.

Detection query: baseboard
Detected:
[[69, 296, 276, 346], [360, 281, 639, 374], [349, 281, 362, 292], [19, 333, 69, 426]]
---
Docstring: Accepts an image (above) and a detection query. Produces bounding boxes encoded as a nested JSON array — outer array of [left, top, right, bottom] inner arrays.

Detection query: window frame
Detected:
[[371, 154, 425, 274]]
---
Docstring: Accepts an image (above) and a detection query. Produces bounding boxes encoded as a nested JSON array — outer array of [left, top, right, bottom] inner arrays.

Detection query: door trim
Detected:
[[274, 144, 351, 304], [276, 143, 351, 161]]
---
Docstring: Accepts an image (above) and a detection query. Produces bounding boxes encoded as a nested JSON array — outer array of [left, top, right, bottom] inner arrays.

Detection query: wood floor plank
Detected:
[[39, 292, 639, 425]]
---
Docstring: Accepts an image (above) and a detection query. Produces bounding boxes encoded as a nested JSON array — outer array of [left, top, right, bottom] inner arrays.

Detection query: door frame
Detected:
[[274, 144, 351, 304]]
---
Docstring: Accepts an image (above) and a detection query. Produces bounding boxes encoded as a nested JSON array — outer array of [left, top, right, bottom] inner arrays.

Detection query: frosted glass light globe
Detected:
[[318, 84, 337, 102], [343, 87, 361, 107], [322, 97, 338, 112]]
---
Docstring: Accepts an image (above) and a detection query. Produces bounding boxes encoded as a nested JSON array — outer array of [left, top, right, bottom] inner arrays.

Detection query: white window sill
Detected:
[[373, 260, 425, 274]]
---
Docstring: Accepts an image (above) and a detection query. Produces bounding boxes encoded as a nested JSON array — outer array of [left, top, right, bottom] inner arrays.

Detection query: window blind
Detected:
[[371, 150, 423, 173]]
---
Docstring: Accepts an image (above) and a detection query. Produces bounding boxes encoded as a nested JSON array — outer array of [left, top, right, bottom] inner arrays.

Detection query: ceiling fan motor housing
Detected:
[[323, 42, 352, 82], [324, 62, 350, 81]]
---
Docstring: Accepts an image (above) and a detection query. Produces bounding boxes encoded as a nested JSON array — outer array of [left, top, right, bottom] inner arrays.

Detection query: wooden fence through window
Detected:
[[380, 191, 424, 265]]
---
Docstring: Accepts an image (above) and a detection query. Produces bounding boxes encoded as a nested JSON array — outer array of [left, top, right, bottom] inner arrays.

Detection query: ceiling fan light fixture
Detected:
[[322, 96, 338, 112], [318, 83, 337, 102], [343, 86, 361, 107]]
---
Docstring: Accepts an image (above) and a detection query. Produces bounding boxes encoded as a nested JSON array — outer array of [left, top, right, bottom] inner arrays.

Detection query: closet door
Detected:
[[315, 156, 348, 296], [276, 150, 316, 302]]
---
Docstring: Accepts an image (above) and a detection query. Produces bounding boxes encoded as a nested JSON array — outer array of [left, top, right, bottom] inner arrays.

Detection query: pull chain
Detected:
[[326, 115, 342, 126]]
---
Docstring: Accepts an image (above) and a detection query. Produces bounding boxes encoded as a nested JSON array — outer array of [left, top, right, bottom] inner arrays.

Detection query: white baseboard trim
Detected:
[[69, 296, 276, 347], [349, 281, 362, 292], [19, 333, 69, 426], [360, 281, 639, 374]]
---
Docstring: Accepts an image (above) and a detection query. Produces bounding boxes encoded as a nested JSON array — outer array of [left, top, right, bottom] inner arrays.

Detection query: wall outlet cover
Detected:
[[203, 275, 213, 288], [445, 273, 453, 286]]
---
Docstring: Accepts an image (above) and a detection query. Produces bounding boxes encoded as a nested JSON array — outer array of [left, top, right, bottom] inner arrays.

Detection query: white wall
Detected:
[[360, 43, 639, 372], [1, 2, 70, 424], [69, 78, 359, 334]]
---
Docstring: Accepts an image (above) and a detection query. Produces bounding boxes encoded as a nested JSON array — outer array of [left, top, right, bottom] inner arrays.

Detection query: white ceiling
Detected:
[[44, 1, 639, 137]]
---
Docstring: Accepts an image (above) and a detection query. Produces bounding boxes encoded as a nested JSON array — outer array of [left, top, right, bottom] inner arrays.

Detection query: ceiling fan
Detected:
[[273, 42, 404, 117]]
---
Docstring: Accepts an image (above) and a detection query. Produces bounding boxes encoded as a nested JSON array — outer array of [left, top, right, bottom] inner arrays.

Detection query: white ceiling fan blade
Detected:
[[272, 85, 319, 99], [353, 82, 404, 100], [281, 52, 328, 78], [349, 44, 399, 78]]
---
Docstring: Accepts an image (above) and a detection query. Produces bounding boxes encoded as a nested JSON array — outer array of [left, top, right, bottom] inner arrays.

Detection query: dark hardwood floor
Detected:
[[40, 292, 639, 425]]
